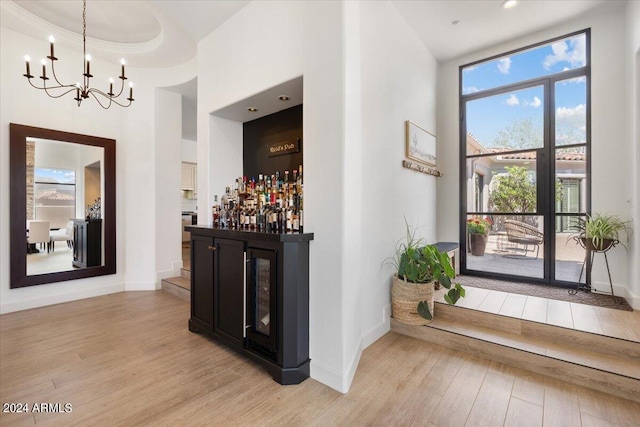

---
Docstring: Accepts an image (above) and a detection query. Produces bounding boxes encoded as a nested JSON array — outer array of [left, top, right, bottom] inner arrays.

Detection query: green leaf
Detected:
[[456, 283, 466, 298], [417, 301, 433, 320], [445, 288, 461, 305], [439, 274, 451, 289]]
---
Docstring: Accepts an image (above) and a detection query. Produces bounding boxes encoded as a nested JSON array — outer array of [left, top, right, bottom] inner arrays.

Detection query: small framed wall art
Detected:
[[405, 120, 436, 167]]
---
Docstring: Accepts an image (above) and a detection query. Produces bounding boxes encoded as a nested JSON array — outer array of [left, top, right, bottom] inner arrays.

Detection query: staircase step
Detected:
[[391, 301, 640, 403], [435, 302, 640, 360], [161, 277, 190, 302], [180, 267, 191, 280]]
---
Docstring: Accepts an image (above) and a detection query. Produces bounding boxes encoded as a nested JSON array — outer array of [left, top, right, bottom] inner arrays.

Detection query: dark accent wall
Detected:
[[243, 105, 303, 180]]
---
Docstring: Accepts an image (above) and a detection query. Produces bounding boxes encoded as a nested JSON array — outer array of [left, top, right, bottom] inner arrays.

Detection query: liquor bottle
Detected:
[[286, 197, 293, 231], [212, 195, 219, 227], [219, 207, 227, 228], [271, 202, 280, 231], [298, 164, 303, 232], [250, 207, 257, 229]]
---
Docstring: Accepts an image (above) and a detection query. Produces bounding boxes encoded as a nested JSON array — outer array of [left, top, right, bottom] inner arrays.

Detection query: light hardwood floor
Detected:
[[1, 291, 638, 426]]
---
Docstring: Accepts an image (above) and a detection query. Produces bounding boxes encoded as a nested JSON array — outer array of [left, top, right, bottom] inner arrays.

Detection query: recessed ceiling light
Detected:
[[451, 20, 460, 25], [247, 107, 258, 112], [278, 95, 290, 101], [502, 0, 518, 9]]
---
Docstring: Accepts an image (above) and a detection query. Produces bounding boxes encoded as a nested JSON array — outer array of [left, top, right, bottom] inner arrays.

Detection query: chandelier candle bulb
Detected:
[[48, 35, 55, 59], [40, 58, 47, 80], [108, 78, 114, 96], [85, 54, 91, 77], [129, 82, 133, 100], [24, 55, 31, 77], [120, 59, 126, 79]]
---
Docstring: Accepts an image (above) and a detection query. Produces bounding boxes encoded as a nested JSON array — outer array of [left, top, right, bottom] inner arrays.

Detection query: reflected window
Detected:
[[34, 168, 76, 229]]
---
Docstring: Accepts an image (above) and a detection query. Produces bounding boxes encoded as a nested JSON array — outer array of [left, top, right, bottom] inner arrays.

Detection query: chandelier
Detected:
[[22, 0, 134, 109]]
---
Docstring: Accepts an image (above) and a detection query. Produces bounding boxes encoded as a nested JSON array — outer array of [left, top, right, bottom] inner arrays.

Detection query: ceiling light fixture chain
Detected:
[[22, 0, 135, 109]]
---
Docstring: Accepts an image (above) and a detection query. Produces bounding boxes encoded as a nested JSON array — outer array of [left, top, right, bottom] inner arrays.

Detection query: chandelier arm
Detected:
[[89, 90, 131, 108], [27, 78, 72, 93], [49, 60, 65, 87], [87, 87, 114, 98], [43, 86, 80, 99], [113, 79, 126, 98], [86, 91, 113, 109]]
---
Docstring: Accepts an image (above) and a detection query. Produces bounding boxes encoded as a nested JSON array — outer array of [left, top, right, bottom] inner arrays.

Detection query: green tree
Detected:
[[492, 117, 542, 149], [489, 166, 536, 215]]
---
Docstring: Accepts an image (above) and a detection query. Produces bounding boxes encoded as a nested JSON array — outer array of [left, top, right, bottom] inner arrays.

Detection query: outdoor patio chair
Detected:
[[504, 220, 543, 259]]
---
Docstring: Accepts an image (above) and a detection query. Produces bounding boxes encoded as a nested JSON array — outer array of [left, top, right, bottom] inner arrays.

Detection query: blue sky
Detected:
[[463, 34, 587, 148]]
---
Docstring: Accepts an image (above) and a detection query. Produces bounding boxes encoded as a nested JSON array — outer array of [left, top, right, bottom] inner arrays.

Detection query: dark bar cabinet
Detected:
[[73, 218, 102, 268], [186, 226, 313, 385]]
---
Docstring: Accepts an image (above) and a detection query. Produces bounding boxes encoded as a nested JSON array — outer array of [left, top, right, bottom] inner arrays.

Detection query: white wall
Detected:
[[0, 28, 125, 311], [352, 0, 438, 383], [196, 0, 437, 393], [181, 139, 197, 163], [155, 89, 183, 282], [0, 27, 196, 312], [626, 0, 640, 308], [436, 3, 639, 306]]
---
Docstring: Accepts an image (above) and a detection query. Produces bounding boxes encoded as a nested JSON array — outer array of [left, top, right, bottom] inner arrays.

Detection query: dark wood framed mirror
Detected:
[[10, 123, 116, 288]]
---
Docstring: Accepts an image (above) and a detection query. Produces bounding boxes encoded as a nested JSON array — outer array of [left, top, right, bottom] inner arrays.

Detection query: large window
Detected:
[[34, 168, 76, 229], [460, 30, 590, 286]]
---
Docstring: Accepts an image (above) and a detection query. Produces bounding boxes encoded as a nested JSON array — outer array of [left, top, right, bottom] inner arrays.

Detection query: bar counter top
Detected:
[[185, 225, 314, 243]]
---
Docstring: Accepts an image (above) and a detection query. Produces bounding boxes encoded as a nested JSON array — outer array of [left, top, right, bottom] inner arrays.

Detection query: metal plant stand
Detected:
[[569, 238, 622, 304]]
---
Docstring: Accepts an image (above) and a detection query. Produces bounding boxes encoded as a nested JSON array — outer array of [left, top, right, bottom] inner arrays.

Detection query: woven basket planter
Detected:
[[391, 275, 435, 325]]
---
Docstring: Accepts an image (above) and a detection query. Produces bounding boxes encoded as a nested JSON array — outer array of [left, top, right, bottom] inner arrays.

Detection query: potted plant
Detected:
[[386, 221, 465, 325], [467, 217, 492, 256], [571, 213, 632, 251]]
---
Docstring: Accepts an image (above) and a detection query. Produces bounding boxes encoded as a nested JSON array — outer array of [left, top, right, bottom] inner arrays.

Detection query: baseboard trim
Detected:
[[310, 306, 390, 394], [591, 281, 639, 309], [0, 283, 124, 314], [124, 281, 157, 291], [156, 261, 183, 288], [310, 359, 348, 393]]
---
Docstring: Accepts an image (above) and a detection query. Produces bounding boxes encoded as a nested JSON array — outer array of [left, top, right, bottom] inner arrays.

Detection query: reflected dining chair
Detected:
[[27, 220, 51, 253], [49, 220, 74, 251]]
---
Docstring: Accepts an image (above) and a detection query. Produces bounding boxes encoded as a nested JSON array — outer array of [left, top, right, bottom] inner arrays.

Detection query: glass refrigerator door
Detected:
[[247, 248, 277, 356]]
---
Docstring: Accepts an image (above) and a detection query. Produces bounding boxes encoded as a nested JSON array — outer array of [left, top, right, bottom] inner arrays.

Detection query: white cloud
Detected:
[[556, 104, 587, 144], [463, 66, 477, 73], [543, 36, 586, 70], [523, 97, 542, 108], [559, 76, 587, 85], [497, 57, 511, 74], [530, 96, 541, 108], [556, 104, 586, 119], [464, 86, 480, 94], [505, 94, 519, 106]]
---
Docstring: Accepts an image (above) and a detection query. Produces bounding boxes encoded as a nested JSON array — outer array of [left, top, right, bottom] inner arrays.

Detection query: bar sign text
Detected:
[[268, 138, 300, 157]]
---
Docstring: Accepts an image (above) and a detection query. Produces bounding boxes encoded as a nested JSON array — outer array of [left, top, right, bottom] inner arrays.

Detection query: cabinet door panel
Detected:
[[214, 238, 245, 345], [191, 235, 214, 330]]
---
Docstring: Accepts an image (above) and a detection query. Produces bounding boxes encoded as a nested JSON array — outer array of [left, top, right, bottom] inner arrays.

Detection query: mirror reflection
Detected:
[[10, 123, 116, 289], [26, 138, 105, 276]]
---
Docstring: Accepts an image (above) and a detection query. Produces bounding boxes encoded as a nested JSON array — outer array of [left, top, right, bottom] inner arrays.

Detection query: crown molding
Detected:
[[1, 1, 163, 55]]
